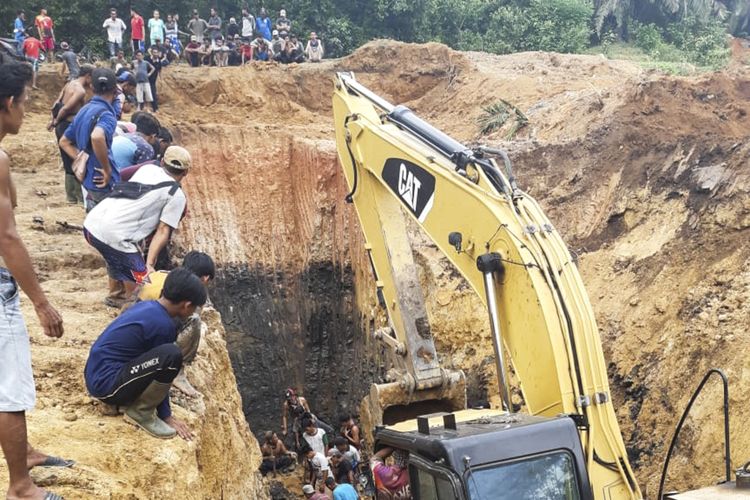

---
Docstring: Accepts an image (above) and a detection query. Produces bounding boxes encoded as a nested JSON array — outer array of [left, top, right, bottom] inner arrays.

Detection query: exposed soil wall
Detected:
[[162, 40, 750, 498]]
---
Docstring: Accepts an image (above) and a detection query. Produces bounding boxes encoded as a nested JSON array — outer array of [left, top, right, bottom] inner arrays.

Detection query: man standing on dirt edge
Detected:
[[0, 62, 68, 500]]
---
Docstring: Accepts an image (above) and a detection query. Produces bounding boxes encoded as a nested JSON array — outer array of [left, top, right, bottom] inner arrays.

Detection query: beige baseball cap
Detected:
[[163, 146, 192, 170]]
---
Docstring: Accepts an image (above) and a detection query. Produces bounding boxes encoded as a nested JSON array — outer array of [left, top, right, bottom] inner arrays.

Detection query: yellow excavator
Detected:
[[333, 73, 745, 499]]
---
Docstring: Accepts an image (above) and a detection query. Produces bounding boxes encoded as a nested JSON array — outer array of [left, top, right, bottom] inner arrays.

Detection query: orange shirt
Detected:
[[35, 15, 53, 37]]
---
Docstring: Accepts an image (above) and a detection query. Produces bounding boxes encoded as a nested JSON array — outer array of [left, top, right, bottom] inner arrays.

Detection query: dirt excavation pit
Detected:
[[158, 41, 750, 498]]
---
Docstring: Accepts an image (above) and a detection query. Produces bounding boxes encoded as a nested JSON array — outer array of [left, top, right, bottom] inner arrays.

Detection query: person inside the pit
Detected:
[[325, 476, 359, 500], [334, 436, 361, 470], [282, 387, 310, 448], [111, 111, 160, 171], [82, 145, 191, 307], [339, 413, 361, 449], [301, 442, 330, 491], [328, 448, 355, 485], [302, 418, 330, 456], [84, 267, 204, 440], [260, 430, 296, 476], [48, 63, 93, 205], [302, 484, 328, 500], [59, 67, 120, 212], [0, 60, 70, 500], [371, 447, 411, 499]]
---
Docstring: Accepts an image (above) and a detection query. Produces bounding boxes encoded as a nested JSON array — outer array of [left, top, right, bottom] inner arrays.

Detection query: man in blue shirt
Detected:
[[325, 477, 359, 500], [111, 112, 159, 170], [13, 11, 26, 56], [59, 68, 119, 212], [85, 268, 206, 440]]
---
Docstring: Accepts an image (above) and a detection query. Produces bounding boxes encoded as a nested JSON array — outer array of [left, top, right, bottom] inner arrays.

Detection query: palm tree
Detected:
[[594, 0, 730, 34]]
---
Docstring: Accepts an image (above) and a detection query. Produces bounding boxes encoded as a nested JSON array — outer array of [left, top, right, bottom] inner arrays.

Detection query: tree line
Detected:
[[1, 0, 747, 61]]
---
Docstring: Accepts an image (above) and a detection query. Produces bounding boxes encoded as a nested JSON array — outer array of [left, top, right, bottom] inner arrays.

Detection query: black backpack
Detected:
[[107, 180, 180, 200]]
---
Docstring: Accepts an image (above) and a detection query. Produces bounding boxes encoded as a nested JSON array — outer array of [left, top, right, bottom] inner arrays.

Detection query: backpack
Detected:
[[106, 180, 179, 200]]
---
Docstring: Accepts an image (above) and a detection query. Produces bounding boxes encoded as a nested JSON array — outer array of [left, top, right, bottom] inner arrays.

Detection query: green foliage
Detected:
[[630, 16, 729, 69], [0, 0, 738, 66], [478, 102, 511, 135]]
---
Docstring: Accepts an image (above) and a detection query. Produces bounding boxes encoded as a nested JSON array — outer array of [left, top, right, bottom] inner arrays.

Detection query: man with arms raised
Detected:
[[0, 62, 67, 500]]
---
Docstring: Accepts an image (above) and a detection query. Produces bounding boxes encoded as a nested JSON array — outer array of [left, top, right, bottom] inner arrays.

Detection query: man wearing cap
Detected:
[[49, 64, 93, 204], [185, 36, 202, 67], [271, 30, 285, 56], [82, 145, 192, 304], [276, 9, 291, 32], [227, 17, 240, 39], [59, 67, 120, 211], [302, 484, 328, 500], [59, 42, 80, 80]]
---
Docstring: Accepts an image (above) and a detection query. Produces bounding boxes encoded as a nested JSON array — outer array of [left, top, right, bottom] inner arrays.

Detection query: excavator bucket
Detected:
[[360, 371, 467, 438]]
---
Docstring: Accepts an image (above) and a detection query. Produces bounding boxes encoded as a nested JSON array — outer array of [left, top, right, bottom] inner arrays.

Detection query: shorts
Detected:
[[29, 58, 39, 73], [43, 37, 54, 51], [136, 82, 153, 103], [84, 228, 148, 284], [0, 268, 36, 412]]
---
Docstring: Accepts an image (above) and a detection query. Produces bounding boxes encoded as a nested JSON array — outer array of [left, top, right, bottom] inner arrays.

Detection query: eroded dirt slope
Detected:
[[0, 74, 267, 499], [157, 40, 750, 498]]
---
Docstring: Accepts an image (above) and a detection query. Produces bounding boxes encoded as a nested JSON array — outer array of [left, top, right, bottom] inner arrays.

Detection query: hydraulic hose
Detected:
[[344, 114, 358, 203]]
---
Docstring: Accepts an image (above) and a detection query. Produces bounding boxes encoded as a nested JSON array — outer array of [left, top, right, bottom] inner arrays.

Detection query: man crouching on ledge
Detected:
[[84, 268, 206, 440]]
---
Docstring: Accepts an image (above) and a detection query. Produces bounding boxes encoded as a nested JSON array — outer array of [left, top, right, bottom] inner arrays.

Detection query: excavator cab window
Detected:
[[465, 450, 582, 500], [409, 454, 466, 500]]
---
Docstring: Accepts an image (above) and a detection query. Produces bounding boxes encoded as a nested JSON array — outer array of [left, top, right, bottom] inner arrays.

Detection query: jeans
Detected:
[[0, 268, 35, 412], [108, 41, 121, 57]]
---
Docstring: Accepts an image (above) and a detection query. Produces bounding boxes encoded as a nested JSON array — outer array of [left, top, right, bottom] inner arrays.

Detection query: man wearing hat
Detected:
[[82, 145, 193, 306], [59, 67, 120, 211], [271, 29, 285, 56], [59, 41, 81, 80], [302, 484, 328, 500]]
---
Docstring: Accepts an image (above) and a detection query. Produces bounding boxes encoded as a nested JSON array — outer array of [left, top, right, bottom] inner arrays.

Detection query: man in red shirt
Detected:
[[34, 9, 55, 59], [22, 37, 43, 89], [130, 9, 145, 54]]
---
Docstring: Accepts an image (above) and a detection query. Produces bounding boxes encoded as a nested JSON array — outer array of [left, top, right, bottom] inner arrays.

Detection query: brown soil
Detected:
[[0, 74, 267, 498], [4, 39, 750, 499]]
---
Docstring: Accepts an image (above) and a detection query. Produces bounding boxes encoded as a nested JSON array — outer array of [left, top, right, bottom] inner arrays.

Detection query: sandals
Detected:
[[43, 493, 64, 500], [38, 455, 76, 468]]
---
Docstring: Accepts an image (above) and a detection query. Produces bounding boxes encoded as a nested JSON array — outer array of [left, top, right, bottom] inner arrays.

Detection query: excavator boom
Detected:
[[333, 73, 642, 499]]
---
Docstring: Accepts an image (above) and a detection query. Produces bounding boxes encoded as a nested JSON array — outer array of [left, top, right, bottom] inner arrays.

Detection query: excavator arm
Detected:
[[333, 73, 642, 500]]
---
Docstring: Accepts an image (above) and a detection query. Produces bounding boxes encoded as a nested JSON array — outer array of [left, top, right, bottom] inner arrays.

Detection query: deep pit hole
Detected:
[[211, 261, 382, 438]]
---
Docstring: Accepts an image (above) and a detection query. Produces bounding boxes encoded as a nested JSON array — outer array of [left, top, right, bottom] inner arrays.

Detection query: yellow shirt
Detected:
[[138, 270, 169, 301]]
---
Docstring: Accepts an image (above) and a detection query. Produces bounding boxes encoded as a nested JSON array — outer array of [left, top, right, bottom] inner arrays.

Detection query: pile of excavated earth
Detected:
[[1, 40, 748, 499]]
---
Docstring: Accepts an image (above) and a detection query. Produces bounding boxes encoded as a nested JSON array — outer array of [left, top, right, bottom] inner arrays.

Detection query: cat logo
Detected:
[[398, 163, 422, 212], [382, 159, 436, 223]]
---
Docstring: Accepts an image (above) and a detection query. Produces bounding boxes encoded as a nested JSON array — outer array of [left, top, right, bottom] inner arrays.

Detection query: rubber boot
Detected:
[[123, 381, 177, 439]]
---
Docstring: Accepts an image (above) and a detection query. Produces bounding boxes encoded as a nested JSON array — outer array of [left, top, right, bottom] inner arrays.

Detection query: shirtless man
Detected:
[[259, 431, 295, 476], [1, 61, 68, 500], [48, 64, 93, 204]]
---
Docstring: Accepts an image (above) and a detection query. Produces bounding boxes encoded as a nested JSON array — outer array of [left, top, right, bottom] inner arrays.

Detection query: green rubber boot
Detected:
[[124, 381, 177, 439]]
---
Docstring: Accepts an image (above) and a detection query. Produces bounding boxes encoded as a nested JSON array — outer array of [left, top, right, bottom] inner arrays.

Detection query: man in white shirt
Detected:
[[302, 444, 330, 491], [103, 9, 127, 57], [241, 8, 255, 42], [302, 420, 329, 456], [83, 146, 192, 305]]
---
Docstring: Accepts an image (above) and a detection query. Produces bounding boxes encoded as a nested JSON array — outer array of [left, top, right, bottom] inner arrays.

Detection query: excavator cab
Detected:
[[375, 409, 592, 500]]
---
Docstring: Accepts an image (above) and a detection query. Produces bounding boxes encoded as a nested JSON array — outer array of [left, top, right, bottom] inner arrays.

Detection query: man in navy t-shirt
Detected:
[[84, 268, 206, 439], [59, 68, 120, 212]]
